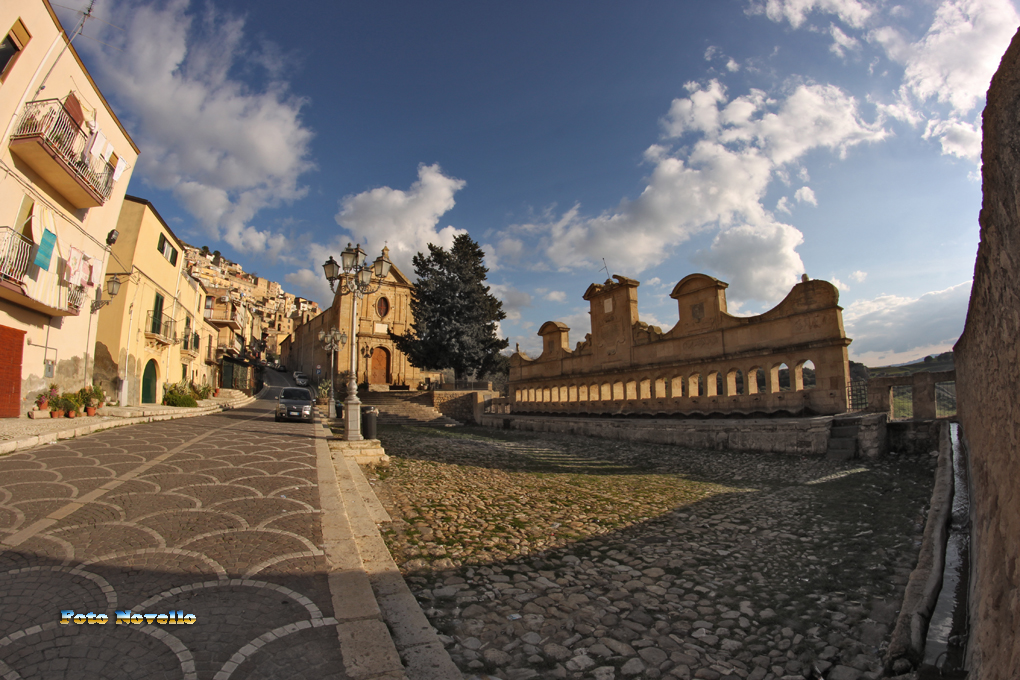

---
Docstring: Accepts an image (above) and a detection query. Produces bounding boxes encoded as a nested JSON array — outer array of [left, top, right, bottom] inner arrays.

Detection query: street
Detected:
[[0, 371, 351, 679]]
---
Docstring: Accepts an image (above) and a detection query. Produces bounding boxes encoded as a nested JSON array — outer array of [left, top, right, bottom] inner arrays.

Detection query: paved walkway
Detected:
[[0, 381, 457, 680]]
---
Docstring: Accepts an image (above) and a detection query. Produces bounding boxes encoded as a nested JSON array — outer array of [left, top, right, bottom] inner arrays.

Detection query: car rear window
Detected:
[[281, 389, 311, 400]]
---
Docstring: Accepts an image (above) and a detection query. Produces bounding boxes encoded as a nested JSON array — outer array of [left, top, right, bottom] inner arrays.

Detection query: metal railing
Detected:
[[217, 336, 242, 354], [11, 99, 115, 203], [846, 379, 868, 413], [180, 331, 201, 352], [67, 284, 85, 312], [0, 227, 32, 283], [204, 308, 242, 325], [145, 310, 176, 341]]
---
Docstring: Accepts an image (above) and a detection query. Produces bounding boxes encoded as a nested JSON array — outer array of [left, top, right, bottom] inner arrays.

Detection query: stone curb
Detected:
[[886, 420, 953, 668], [319, 421, 461, 680], [0, 395, 257, 457]]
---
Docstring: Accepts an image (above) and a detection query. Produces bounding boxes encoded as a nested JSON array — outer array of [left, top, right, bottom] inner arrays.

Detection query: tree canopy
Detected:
[[393, 234, 508, 380]]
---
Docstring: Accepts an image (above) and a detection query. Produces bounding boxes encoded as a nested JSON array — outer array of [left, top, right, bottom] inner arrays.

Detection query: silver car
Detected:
[[276, 388, 314, 422], [294, 372, 309, 386]]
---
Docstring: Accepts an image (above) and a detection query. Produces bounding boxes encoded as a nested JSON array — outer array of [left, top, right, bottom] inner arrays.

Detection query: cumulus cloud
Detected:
[[507, 79, 883, 304], [776, 196, 792, 214], [284, 268, 334, 309], [750, 0, 873, 29], [843, 281, 972, 361], [80, 0, 314, 255], [830, 24, 861, 57], [696, 221, 807, 301], [544, 290, 567, 302], [850, 270, 868, 282], [831, 277, 850, 291], [489, 284, 532, 322], [334, 164, 467, 276], [794, 186, 818, 205]]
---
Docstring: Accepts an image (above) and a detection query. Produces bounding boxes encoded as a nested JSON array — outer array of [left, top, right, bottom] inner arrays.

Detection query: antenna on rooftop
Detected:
[[599, 258, 611, 281]]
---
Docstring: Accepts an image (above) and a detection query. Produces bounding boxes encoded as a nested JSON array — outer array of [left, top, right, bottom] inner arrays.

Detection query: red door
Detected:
[[0, 326, 26, 418], [370, 347, 389, 385]]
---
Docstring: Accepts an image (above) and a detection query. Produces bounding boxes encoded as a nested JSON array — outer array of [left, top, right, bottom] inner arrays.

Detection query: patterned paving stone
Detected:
[[0, 395, 351, 679]]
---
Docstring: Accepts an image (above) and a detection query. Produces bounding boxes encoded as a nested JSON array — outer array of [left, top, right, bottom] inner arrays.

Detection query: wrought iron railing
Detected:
[[67, 284, 86, 311], [846, 379, 868, 412], [180, 331, 201, 352], [11, 99, 116, 203], [0, 227, 32, 283], [145, 310, 176, 341]]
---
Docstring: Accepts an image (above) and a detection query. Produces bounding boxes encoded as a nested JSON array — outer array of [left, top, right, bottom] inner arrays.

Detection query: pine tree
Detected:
[[394, 234, 508, 380]]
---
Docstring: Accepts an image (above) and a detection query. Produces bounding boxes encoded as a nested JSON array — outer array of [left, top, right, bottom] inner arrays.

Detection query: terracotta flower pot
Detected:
[[67, 411, 77, 418], [51, 410, 64, 418], [37, 400, 48, 411], [85, 407, 96, 416]]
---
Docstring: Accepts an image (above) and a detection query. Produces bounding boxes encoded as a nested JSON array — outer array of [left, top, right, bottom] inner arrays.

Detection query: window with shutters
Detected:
[[0, 19, 30, 83], [157, 233, 178, 265]]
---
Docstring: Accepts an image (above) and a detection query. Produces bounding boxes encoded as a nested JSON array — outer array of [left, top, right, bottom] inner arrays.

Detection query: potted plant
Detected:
[[92, 382, 106, 408], [60, 393, 81, 418], [316, 381, 330, 404], [37, 384, 60, 411], [77, 386, 96, 416]]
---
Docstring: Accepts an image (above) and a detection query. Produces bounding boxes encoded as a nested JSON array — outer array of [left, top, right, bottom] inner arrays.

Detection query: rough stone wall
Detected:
[[479, 414, 833, 455], [429, 390, 498, 424], [886, 421, 941, 456], [954, 27, 1020, 680]]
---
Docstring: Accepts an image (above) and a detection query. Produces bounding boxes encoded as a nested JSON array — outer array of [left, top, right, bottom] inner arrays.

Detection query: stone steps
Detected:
[[826, 417, 861, 460], [357, 391, 462, 428]]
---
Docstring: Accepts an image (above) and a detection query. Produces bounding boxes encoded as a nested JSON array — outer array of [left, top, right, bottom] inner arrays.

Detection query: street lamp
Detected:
[[323, 244, 391, 441], [318, 327, 347, 419], [90, 275, 121, 313]]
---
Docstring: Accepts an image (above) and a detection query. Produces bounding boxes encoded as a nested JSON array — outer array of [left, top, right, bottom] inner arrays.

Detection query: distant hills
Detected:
[[866, 351, 955, 378]]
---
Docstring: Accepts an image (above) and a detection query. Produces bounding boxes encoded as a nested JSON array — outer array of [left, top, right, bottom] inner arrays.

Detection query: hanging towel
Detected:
[[113, 157, 127, 181], [101, 142, 114, 162], [89, 130, 107, 158], [65, 247, 84, 285]]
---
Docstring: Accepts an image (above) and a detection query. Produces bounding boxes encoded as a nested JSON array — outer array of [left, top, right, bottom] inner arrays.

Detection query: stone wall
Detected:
[[886, 420, 942, 456], [954, 27, 1020, 680], [479, 413, 834, 455], [864, 370, 955, 420], [510, 273, 851, 418], [426, 390, 498, 424]]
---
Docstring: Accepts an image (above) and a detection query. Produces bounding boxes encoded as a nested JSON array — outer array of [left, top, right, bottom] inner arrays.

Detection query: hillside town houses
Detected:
[[0, 0, 320, 415]]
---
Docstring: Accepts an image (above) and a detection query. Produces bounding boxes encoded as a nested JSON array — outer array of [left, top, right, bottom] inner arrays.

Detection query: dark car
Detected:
[[275, 388, 314, 422]]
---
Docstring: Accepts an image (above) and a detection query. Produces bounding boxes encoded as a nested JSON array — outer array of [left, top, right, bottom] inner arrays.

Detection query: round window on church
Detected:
[[377, 297, 390, 318]]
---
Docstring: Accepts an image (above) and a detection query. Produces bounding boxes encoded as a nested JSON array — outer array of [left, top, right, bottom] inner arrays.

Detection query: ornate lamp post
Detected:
[[318, 327, 347, 419], [323, 244, 391, 441], [90, 275, 121, 313]]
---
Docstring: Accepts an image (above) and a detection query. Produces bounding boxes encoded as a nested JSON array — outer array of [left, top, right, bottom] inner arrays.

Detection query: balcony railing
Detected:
[[0, 226, 85, 316], [216, 336, 243, 355], [180, 331, 200, 355], [0, 227, 33, 284], [204, 307, 242, 329], [10, 99, 116, 208], [145, 310, 176, 344]]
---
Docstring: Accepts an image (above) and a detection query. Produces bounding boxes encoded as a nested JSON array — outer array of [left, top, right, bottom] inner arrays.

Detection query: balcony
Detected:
[[0, 226, 84, 316], [180, 331, 200, 357], [204, 307, 242, 331], [9, 99, 115, 208], [216, 335, 242, 357], [145, 310, 176, 345]]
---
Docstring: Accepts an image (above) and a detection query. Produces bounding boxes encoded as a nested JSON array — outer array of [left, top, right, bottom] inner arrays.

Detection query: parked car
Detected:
[[275, 388, 314, 422], [294, 372, 309, 386]]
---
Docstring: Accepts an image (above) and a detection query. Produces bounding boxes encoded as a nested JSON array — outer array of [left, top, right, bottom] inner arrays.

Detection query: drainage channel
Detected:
[[921, 422, 971, 677]]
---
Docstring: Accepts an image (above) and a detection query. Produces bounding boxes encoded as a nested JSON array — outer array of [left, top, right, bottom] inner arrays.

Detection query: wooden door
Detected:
[[0, 326, 25, 417], [369, 347, 389, 385]]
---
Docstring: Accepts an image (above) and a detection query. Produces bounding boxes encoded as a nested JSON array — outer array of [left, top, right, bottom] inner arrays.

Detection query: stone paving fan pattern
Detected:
[[0, 404, 349, 679], [371, 425, 934, 680]]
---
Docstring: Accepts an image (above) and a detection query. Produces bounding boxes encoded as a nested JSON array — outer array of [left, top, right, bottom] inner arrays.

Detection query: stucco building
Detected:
[[0, 0, 138, 416], [93, 197, 216, 405]]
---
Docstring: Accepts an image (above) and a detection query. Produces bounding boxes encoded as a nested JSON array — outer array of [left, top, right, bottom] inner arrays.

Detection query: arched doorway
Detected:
[[369, 347, 390, 385], [142, 359, 159, 404]]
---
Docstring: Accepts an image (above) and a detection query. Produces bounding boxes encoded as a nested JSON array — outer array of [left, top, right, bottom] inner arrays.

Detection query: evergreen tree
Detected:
[[394, 234, 508, 380]]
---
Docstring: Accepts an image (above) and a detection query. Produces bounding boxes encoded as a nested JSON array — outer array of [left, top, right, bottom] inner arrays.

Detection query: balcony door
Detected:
[[151, 293, 164, 334]]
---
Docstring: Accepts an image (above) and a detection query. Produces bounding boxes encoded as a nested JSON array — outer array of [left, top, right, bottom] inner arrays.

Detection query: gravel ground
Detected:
[[365, 425, 935, 680]]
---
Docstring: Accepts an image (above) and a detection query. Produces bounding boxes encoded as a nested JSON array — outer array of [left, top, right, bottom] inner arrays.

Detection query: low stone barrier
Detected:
[[479, 413, 834, 455]]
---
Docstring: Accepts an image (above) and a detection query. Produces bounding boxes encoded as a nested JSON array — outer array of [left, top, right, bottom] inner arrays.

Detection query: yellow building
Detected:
[[0, 0, 139, 416], [94, 197, 214, 404]]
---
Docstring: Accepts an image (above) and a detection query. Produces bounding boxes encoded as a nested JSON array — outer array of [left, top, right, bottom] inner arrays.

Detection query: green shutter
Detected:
[[170, 247, 178, 266]]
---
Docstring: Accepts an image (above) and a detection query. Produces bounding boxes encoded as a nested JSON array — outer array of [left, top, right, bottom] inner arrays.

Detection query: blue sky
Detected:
[[62, 0, 1018, 365]]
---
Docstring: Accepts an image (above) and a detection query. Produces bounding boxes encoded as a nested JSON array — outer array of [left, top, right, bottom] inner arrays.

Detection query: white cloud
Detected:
[[831, 277, 850, 290], [81, 0, 314, 255], [843, 281, 972, 360], [830, 24, 861, 57], [334, 164, 467, 276], [696, 221, 806, 302], [776, 196, 792, 213], [284, 268, 334, 309], [751, 0, 873, 29], [850, 270, 868, 282], [509, 80, 883, 304], [794, 186, 818, 205], [489, 284, 532, 322], [925, 118, 982, 162], [645, 277, 662, 287], [726, 58, 741, 72], [545, 290, 567, 302]]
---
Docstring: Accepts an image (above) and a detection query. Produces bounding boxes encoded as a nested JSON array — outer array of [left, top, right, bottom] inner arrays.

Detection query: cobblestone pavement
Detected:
[[0, 394, 349, 680], [370, 425, 935, 680]]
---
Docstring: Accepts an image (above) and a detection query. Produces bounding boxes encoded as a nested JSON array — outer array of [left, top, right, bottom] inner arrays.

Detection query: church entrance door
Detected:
[[369, 347, 390, 385]]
